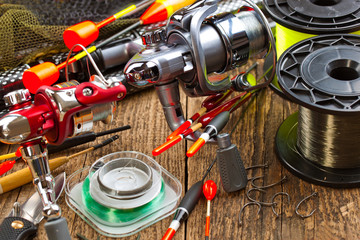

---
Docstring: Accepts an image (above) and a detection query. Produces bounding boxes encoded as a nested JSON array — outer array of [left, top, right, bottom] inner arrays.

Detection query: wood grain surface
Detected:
[[1, 61, 360, 240]]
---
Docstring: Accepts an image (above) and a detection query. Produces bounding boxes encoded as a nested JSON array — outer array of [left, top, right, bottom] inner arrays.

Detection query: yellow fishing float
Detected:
[[263, 0, 360, 94]]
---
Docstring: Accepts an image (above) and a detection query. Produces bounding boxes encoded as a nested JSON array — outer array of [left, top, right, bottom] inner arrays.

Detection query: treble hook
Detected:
[[271, 192, 290, 217], [246, 188, 276, 206], [239, 202, 261, 226], [251, 175, 287, 189], [295, 192, 318, 218]]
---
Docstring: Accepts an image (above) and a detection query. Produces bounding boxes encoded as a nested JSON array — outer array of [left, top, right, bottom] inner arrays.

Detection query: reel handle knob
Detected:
[[3, 89, 31, 108], [142, 29, 167, 46]]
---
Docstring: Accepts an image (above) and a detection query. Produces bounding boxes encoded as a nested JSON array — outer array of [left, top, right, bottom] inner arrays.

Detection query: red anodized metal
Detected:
[[203, 180, 217, 239], [74, 81, 126, 105], [39, 82, 126, 145], [4, 82, 126, 146]]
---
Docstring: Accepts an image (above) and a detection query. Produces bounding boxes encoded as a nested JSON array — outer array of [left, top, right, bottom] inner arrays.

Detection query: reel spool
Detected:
[[263, 0, 360, 97], [97, 158, 154, 199], [276, 34, 360, 187], [65, 151, 182, 237]]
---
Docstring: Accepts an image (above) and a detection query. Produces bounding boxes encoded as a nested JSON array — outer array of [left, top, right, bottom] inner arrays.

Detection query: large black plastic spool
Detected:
[[276, 34, 360, 187], [263, 0, 360, 97]]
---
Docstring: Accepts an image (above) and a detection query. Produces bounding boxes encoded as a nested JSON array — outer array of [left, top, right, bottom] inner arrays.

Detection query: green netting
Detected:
[[0, 1, 141, 70]]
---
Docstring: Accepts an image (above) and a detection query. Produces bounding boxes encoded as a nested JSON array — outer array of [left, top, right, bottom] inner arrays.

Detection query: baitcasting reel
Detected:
[[124, 0, 276, 140]]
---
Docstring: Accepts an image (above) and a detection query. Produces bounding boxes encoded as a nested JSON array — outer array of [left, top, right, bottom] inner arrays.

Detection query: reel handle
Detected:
[[155, 82, 206, 142], [75, 81, 126, 105]]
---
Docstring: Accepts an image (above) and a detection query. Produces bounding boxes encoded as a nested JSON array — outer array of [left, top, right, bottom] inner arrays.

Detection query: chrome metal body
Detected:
[[20, 140, 60, 218], [124, 0, 276, 142], [7, 171, 65, 223], [0, 114, 31, 144], [44, 87, 79, 122]]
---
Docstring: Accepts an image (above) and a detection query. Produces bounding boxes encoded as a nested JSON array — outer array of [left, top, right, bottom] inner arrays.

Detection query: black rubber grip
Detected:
[[216, 144, 248, 192], [207, 111, 230, 135], [0, 217, 37, 240], [178, 181, 203, 213]]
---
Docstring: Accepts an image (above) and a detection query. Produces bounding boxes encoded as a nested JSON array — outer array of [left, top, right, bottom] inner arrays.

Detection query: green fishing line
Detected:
[[81, 176, 165, 224]]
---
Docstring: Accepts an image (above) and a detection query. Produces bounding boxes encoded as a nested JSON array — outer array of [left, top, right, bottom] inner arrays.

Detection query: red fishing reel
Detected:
[[0, 76, 126, 145]]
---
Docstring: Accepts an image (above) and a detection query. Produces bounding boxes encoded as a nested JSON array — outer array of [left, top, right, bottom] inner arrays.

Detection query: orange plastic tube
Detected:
[[186, 138, 206, 157], [22, 62, 60, 94]]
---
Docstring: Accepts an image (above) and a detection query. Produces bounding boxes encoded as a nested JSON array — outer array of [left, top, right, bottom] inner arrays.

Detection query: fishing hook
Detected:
[[251, 175, 287, 189], [295, 192, 318, 218], [271, 192, 290, 217], [239, 202, 261, 226], [246, 188, 276, 206], [245, 162, 269, 171]]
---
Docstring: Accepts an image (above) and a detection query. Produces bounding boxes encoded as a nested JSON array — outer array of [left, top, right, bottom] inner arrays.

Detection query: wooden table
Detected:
[[1, 61, 360, 240]]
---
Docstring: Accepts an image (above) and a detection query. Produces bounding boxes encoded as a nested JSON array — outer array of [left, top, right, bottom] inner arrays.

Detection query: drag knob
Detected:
[[142, 29, 167, 46], [3, 89, 31, 108]]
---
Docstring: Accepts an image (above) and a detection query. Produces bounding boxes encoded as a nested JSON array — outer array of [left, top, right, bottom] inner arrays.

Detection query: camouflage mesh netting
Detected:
[[0, 0, 142, 71]]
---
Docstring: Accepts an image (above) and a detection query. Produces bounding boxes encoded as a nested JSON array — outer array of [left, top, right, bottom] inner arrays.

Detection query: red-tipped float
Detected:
[[166, 120, 193, 141], [187, 111, 230, 158], [141, 0, 196, 25], [203, 180, 217, 240], [186, 138, 206, 157], [64, 0, 197, 50], [0, 160, 16, 176], [153, 135, 182, 156]]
